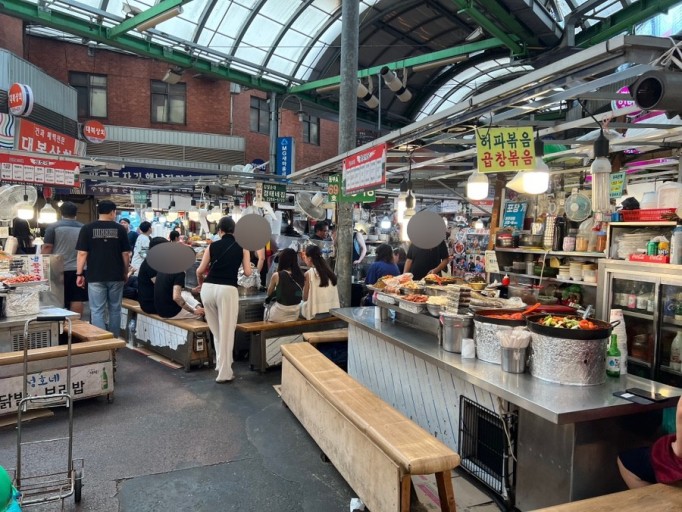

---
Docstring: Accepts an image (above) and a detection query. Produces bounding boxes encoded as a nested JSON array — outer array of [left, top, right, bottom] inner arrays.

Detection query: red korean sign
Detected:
[[8, 83, 34, 117], [15, 119, 85, 157], [82, 120, 107, 144], [342, 143, 386, 194], [0, 154, 80, 187]]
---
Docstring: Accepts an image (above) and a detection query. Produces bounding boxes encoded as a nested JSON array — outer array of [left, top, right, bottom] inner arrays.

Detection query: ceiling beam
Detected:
[[468, 0, 540, 47], [576, 0, 681, 48], [287, 37, 506, 94], [449, 0, 523, 54], [107, 0, 188, 39]]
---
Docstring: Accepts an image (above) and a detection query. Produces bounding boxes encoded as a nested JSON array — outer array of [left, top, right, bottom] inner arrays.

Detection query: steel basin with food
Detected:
[[525, 314, 618, 386], [473, 310, 526, 364]]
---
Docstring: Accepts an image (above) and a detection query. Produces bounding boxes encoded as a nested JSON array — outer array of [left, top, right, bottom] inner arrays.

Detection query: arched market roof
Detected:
[[3, 0, 678, 125]]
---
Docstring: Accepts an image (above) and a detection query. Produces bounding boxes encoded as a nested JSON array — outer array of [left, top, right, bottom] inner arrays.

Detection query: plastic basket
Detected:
[[620, 208, 676, 222]]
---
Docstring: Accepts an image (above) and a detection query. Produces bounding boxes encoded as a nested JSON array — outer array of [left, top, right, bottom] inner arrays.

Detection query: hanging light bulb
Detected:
[[57, 199, 64, 207], [231, 198, 242, 222], [143, 200, 155, 221], [590, 129, 611, 216], [207, 201, 222, 223], [166, 199, 178, 222], [187, 198, 200, 222], [380, 215, 391, 230], [401, 187, 416, 241], [396, 180, 408, 223], [466, 170, 489, 200], [16, 193, 34, 220], [38, 202, 58, 224], [507, 137, 550, 195]]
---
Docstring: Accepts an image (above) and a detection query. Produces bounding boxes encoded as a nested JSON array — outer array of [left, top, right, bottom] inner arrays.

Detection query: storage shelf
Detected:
[[610, 221, 677, 227], [662, 318, 682, 328], [490, 271, 598, 287], [495, 248, 606, 258], [621, 310, 654, 321], [660, 364, 682, 376]]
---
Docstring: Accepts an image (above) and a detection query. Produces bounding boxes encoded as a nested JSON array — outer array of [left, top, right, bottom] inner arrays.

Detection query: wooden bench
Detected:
[[530, 482, 682, 511], [236, 315, 346, 372], [66, 319, 114, 342], [122, 298, 211, 372], [281, 342, 460, 512], [0, 339, 126, 412], [302, 328, 348, 347]]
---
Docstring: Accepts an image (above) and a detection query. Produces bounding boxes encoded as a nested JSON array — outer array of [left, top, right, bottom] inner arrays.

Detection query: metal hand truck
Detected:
[[13, 315, 83, 508]]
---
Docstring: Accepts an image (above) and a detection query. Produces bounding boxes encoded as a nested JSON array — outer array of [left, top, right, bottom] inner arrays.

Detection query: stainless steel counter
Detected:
[[332, 307, 682, 425], [0, 307, 79, 329]]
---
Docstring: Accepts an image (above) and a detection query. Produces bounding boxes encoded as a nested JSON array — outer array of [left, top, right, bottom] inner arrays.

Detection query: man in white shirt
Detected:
[[131, 221, 152, 273]]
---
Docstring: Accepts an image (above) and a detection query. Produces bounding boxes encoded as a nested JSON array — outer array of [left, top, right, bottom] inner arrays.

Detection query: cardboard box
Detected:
[[628, 254, 670, 263]]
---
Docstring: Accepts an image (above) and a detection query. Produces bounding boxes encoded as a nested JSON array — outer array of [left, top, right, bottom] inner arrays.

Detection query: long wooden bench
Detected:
[[66, 319, 114, 342], [530, 482, 682, 511], [122, 298, 211, 371], [236, 315, 346, 372], [0, 339, 125, 413], [302, 328, 348, 347], [281, 342, 460, 512]]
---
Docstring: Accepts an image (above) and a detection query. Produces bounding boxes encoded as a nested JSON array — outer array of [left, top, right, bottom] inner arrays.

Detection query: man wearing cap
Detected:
[[76, 200, 131, 337]]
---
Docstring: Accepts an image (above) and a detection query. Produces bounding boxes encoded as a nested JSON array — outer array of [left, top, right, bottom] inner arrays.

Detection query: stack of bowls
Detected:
[[569, 261, 583, 281], [557, 265, 571, 280]]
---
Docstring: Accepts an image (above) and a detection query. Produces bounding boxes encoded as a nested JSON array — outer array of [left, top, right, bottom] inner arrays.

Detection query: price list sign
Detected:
[[256, 182, 287, 203], [342, 143, 386, 194], [477, 127, 535, 173]]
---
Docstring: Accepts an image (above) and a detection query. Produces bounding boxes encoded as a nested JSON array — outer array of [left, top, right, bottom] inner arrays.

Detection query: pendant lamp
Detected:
[[466, 170, 489, 200]]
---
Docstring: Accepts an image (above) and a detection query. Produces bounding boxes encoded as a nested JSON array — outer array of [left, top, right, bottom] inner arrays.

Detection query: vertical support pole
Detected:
[[269, 91, 278, 175], [335, 0, 360, 308]]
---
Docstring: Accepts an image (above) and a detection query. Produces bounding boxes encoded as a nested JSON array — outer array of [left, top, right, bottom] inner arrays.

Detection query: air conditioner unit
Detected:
[[162, 69, 183, 84]]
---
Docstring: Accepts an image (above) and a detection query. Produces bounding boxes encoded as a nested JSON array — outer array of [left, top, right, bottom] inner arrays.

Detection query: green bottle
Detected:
[[606, 334, 621, 377], [101, 367, 109, 390]]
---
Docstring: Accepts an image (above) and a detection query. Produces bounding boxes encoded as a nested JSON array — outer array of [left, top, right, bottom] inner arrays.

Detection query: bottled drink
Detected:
[[671, 332, 682, 372], [670, 222, 682, 265], [646, 288, 655, 313], [627, 284, 637, 310], [101, 367, 109, 391], [606, 334, 621, 377], [636, 285, 648, 310]]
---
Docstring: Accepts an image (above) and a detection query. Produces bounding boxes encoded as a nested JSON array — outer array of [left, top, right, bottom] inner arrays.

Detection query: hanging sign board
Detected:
[[255, 182, 287, 203], [501, 201, 528, 229], [476, 127, 534, 173], [609, 171, 627, 199], [328, 174, 375, 203], [130, 190, 148, 205], [8, 83, 34, 117], [0, 154, 79, 187], [88, 184, 131, 196], [342, 143, 386, 194], [276, 136, 295, 176], [15, 119, 86, 157], [82, 120, 107, 143]]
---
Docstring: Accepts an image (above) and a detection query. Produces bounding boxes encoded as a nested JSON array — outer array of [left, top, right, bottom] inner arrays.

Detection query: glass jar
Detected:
[[563, 231, 576, 252], [575, 233, 589, 252], [595, 231, 607, 253]]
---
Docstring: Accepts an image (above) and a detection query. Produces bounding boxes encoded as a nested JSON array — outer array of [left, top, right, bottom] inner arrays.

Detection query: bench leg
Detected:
[[435, 470, 457, 512], [400, 475, 411, 512]]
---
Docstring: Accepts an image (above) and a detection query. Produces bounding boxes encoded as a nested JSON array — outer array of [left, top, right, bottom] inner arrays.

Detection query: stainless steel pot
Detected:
[[440, 313, 473, 353]]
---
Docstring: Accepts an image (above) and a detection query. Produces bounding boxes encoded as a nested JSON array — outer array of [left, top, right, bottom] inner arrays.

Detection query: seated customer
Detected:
[[265, 248, 304, 322], [618, 396, 682, 488], [300, 244, 339, 320], [155, 270, 205, 320], [137, 237, 167, 315]]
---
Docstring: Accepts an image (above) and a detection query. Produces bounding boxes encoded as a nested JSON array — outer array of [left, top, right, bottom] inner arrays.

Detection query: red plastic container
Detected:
[[620, 208, 676, 222]]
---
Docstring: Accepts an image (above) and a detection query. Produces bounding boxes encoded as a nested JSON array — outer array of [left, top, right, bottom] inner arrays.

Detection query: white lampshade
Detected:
[[590, 156, 611, 174], [207, 205, 222, 223], [231, 204, 242, 222], [38, 202, 58, 224], [506, 172, 525, 193], [16, 203, 34, 220], [166, 200, 178, 222], [466, 170, 489, 200], [187, 199, 200, 221], [380, 215, 391, 230]]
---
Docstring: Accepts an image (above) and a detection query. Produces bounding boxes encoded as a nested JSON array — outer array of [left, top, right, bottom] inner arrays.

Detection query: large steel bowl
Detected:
[[525, 314, 619, 341]]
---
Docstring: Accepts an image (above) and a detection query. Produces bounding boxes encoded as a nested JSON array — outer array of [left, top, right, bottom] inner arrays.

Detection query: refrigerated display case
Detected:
[[597, 259, 682, 387]]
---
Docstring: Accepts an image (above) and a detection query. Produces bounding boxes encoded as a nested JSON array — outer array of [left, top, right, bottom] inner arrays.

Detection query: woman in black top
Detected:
[[264, 248, 304, 322], [137, 237, 168, 314], [196, 217, 251, 383]]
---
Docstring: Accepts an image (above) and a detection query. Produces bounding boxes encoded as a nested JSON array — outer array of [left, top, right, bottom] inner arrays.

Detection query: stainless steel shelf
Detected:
[[495, 248, 606, 258], [490, 271, 598, 287], [621, 310, 654, 321]]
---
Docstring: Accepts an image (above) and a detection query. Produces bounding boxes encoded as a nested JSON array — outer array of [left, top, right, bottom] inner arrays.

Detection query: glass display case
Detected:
[[597, 259, 682, 387]]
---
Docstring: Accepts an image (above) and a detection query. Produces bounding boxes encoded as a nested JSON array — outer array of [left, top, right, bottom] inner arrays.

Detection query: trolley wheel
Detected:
[[107, 393, 114, 404], [74, 470, 83, 503]]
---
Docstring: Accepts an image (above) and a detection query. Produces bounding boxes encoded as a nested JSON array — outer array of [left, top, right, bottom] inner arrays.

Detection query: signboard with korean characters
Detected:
[[342, 143, 386, 194], [15, 118, 86, 157], [276, 136, 295, 176], [476, 126, 534, 173], [8, 83, 34, 117], [327, 174, 376, 203], [82, 120, 107, 144], [0, 154, 79, 187], [610, 171, 627, 199], [255, 182, 287, 203], [501, 201, 528, 229]]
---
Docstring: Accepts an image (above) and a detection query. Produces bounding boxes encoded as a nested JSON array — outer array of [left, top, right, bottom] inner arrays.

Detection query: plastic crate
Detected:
[[620, 208, 676, 221]]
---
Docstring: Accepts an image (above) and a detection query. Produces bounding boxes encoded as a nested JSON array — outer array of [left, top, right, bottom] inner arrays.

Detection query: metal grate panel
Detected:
[[459, 396, 516, 499], [11, 328, 51, 351]]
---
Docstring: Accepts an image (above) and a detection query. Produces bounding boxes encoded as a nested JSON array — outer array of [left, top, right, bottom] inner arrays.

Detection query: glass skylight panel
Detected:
[[292, 6, 331, 35], [234, 45, 269, 68], [312, 0, 341, 15], [199, 32, 236, 55], [241, 14, 282, 52], [260, 0, 300, 20], [208, 3, 250, 34], [160, 17, 195, 41]]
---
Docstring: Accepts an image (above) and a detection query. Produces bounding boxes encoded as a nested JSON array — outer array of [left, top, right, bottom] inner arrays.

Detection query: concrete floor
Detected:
[[0, 347, 502, 512]]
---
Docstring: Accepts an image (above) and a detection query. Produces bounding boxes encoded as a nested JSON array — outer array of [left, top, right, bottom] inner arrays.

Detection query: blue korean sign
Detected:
[[501, 201, 527, 229], [276, 137, 295, 176]]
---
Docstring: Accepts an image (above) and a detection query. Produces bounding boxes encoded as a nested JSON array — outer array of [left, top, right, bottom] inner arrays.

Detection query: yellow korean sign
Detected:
[[476, 127, 535, 173]]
